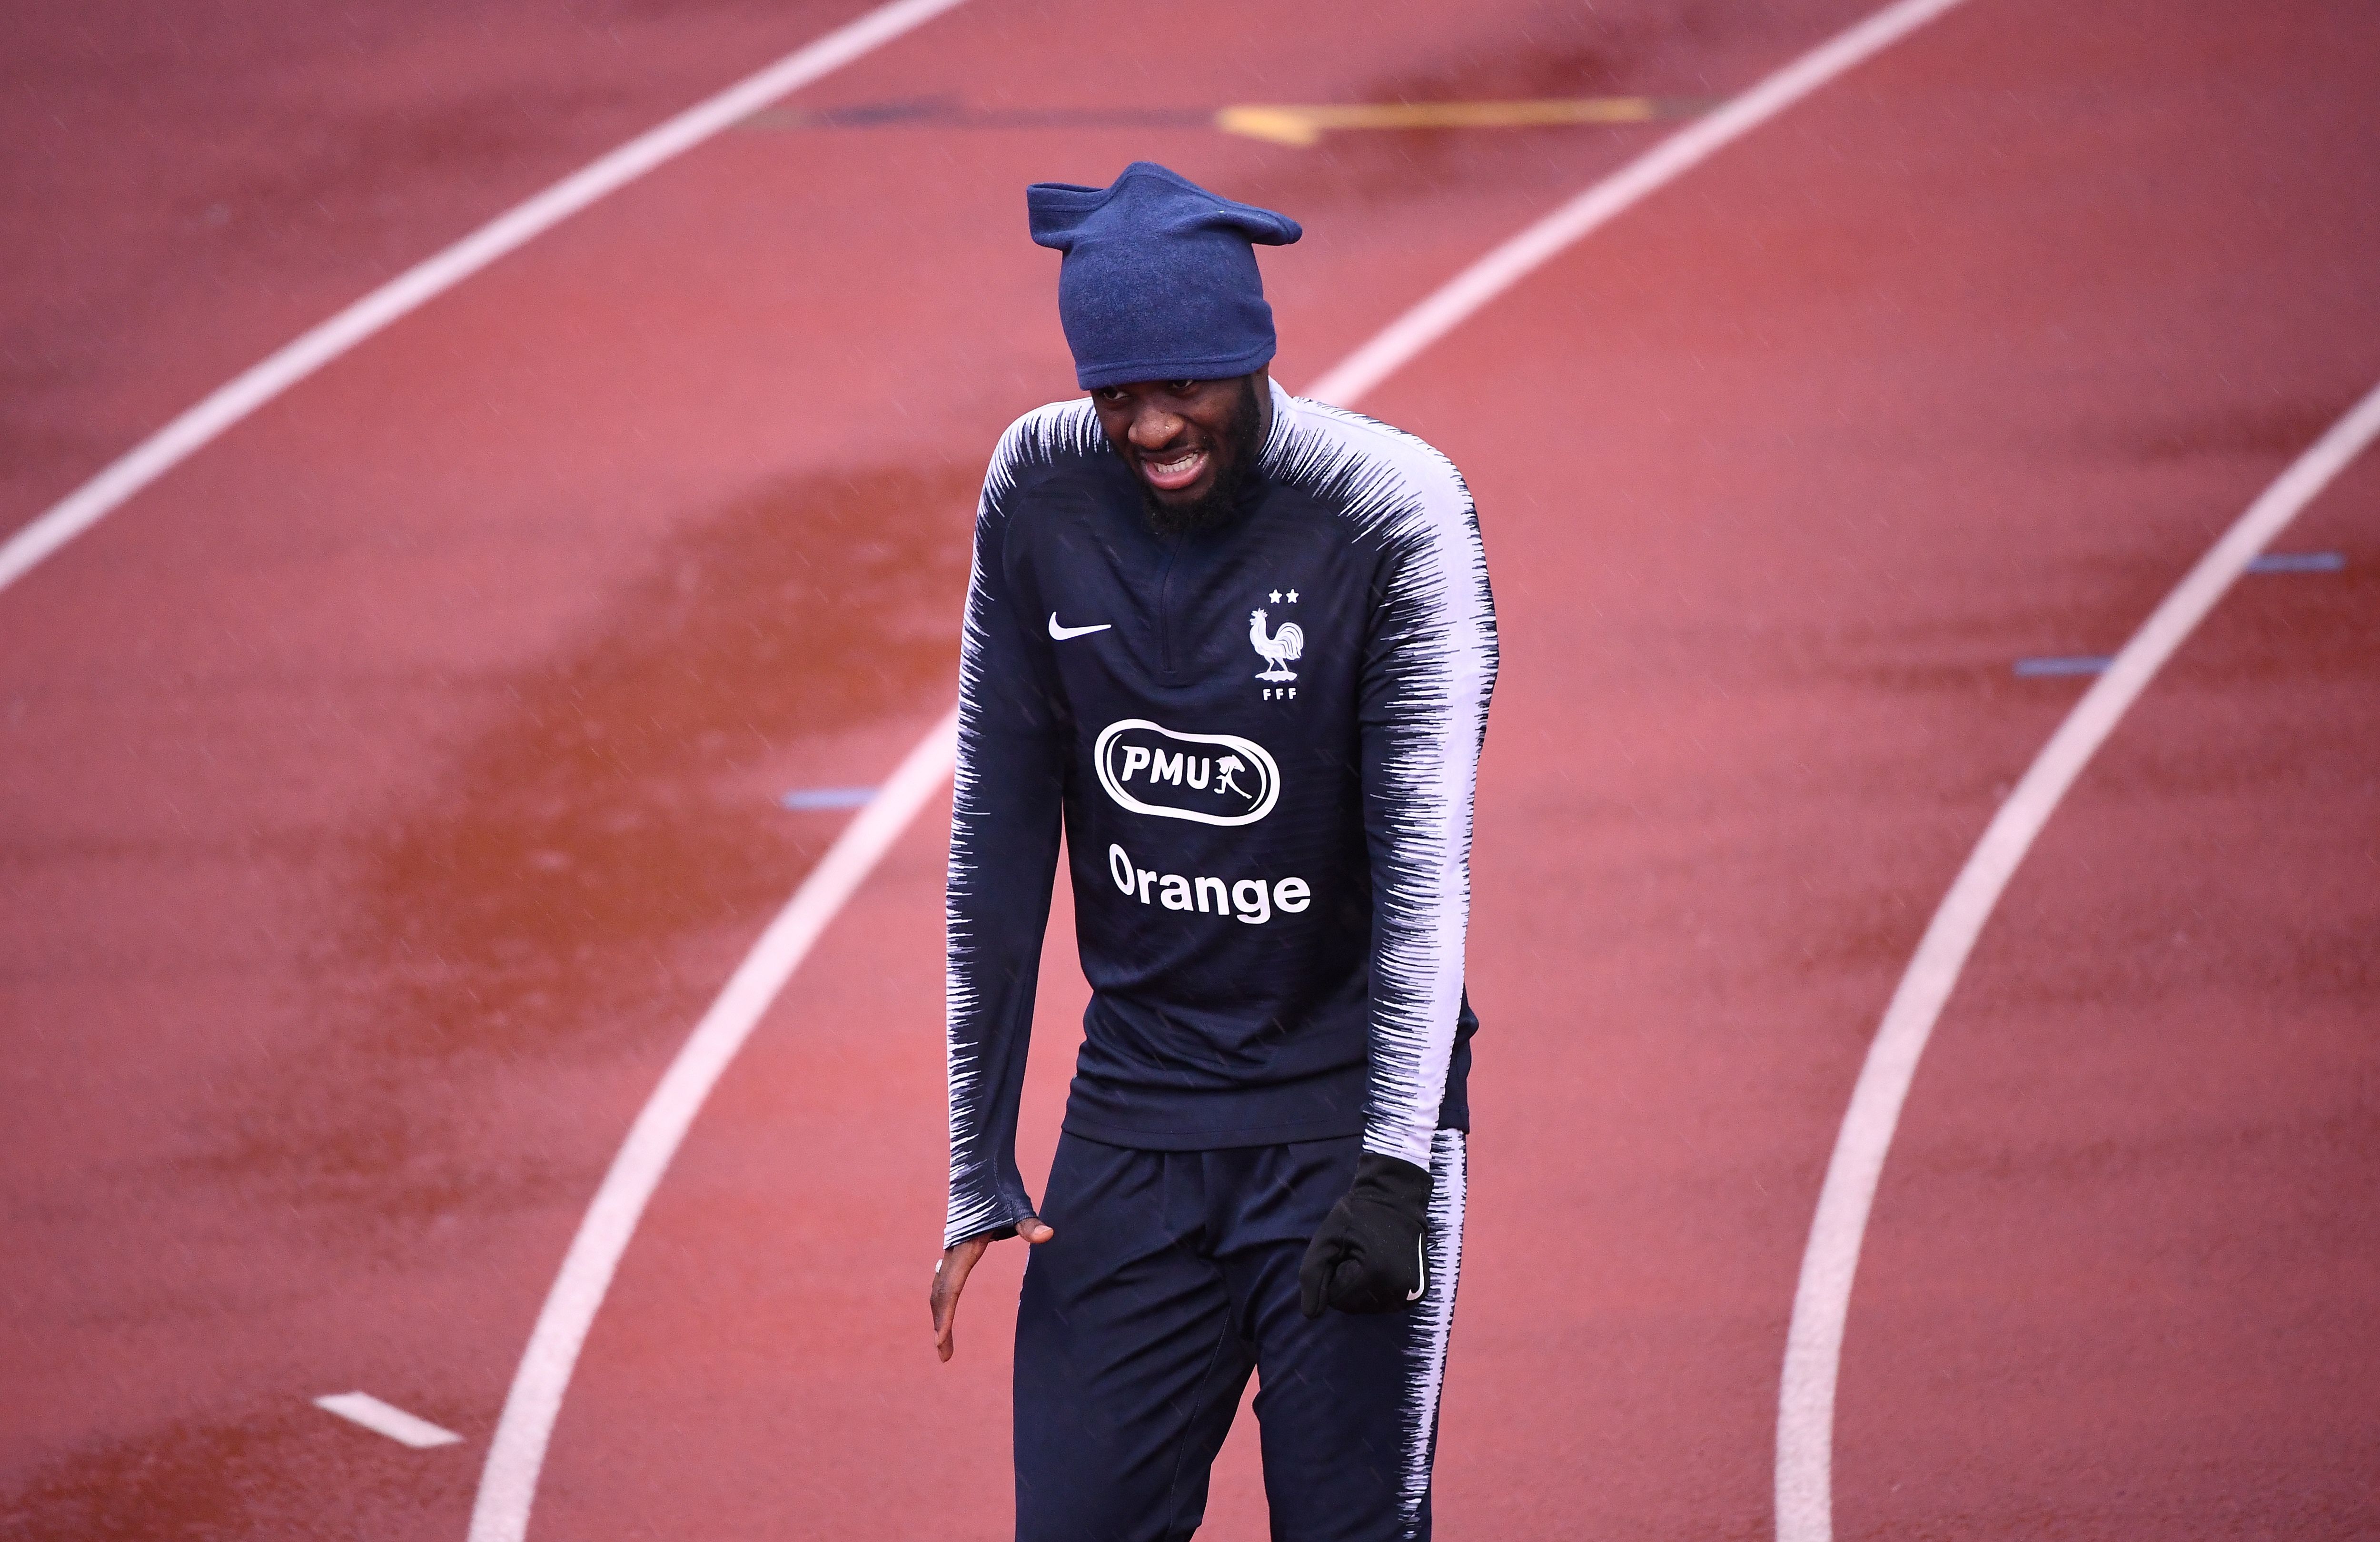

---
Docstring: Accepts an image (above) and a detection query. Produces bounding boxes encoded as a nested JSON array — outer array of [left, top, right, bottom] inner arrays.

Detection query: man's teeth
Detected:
[[1152, 452, 1201, 473]]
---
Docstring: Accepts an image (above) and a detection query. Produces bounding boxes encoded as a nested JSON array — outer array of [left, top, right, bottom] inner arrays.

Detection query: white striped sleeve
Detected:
[[942, 403, 1092, 1247], [1341, 415, 1498, 1169]]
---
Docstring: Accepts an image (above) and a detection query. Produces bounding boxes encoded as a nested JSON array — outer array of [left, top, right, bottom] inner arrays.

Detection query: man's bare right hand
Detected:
[[931, 1215, 1056, 1363]]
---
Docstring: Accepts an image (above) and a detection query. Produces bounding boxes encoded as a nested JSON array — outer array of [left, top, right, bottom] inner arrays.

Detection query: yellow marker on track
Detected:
[[1216, 97, 1678, 148]]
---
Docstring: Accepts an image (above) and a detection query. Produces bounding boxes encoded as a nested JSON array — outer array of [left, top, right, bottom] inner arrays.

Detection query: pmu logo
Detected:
[[1094, 719, 1279, 827]]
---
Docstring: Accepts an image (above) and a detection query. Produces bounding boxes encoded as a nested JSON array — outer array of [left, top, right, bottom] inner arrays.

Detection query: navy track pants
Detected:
[[1014, 1128, 1468, 1542]]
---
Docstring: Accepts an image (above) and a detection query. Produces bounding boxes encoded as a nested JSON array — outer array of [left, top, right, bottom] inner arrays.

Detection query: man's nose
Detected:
[[1129, 406, 1185, 449]]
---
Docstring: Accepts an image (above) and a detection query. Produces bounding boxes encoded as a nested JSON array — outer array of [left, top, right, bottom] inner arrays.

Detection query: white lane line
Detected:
[[1304, 0, 1974, 407], [0, 0, 972, 599], [316, 1391, 465, 1449], [469, 3, 1974, 1535], [467, 709, 956, 1542], [1775, 377, 2380, 1542]]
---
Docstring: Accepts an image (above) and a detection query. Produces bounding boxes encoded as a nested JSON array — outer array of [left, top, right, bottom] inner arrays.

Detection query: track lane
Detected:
[[0, 0, 883, 548], [1840, 496, 2380, 1535], [1789, 382, 2380, 1542], [1348, 0, 2380, 1531], [1794, 7, 2380, 1534], [0, 0, 973, 595]]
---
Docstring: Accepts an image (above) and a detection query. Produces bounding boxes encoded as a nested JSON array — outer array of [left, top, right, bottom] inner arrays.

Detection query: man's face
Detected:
[[1090, 372, 1269, 536]]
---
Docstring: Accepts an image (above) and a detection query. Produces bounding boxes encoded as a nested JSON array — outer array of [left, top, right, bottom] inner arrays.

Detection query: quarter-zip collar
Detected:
[[1257, 378, 1298, 479]]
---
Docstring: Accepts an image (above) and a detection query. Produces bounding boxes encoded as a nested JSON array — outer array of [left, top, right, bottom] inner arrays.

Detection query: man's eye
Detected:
[[1169, 380, 1200, 395]]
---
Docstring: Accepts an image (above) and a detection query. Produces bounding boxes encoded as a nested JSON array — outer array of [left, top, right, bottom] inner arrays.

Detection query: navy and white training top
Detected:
[[944, 381, 1497, 1247]]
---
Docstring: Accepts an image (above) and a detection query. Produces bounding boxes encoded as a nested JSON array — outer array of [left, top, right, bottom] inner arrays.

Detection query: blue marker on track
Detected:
[[2013, 656, 2115, 678], [779, 786, 879, 811], [2245, 550, 2345, 573]]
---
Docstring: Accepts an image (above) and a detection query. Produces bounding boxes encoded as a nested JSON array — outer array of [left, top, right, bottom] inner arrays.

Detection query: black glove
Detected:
[[1298, 1153, 1432, 1317]]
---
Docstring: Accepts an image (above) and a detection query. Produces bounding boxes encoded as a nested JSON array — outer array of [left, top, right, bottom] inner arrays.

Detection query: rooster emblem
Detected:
[[1249, 608, 1303, 682]]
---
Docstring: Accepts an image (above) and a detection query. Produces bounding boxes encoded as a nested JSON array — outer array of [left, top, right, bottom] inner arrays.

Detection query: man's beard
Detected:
[[1138, 378, 1264, 539]]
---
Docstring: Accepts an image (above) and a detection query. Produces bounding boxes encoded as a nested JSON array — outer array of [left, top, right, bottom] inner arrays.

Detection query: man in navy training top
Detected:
[[930, 160, 1497, 1542]]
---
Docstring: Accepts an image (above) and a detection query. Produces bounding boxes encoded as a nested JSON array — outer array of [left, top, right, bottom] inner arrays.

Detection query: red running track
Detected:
[[3, 0, 2375, 1537]]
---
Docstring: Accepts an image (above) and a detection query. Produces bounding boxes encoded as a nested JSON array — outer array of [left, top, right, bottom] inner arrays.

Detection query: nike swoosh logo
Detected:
[[1048, 613, 1112, 641], [1406, 1235, 1427, 1302]]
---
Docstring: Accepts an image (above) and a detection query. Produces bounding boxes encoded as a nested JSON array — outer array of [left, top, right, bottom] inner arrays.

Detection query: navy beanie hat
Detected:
[[1028, 161, 1302, 390]]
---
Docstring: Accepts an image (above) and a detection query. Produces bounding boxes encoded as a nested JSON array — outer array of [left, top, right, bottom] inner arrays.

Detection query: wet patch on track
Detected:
[[0, 1398, 471, 1540], [2112, 398, 2359, 465], [182, 82, 632, 267], [4, 1414, 277, 1540], [204, 461, 975, 1226], [1785, 883, 1938, 986], [348, 459, 973, 1058], [2161, 537, 2376, 688]]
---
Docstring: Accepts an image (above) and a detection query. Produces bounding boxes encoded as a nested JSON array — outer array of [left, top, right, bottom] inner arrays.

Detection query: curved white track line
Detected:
[[467, 710, 960, 1541], [1775, 377, 2380, 1542], [471, 1, 1974, 1534], [0, 0, 972, 599]]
